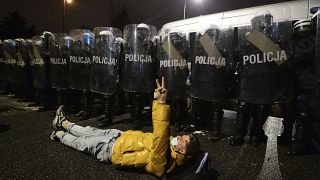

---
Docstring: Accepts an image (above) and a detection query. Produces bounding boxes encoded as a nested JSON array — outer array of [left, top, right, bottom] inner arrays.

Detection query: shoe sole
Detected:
[[50, 130, 56, 141], [52, 105, 65, 129]]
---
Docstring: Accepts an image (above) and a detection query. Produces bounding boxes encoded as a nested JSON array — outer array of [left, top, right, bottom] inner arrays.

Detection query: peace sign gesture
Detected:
[[154, 76, 167, 104]]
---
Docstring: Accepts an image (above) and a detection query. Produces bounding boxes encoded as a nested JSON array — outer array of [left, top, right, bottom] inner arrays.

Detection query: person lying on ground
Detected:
[[50, 77, 201, 177]]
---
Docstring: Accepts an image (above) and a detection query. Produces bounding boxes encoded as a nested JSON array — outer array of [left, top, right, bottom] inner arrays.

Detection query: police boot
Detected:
[[279, 102, 295, 145], [37, 88, 49, 112], [56, 89, 66, 108], [173, 99, 186, 132], [230, 101, 250, 146], [81, 90, 92, 120], [250, 104, 269, 147], [115, 89, 126, 115], [210, 101, 223, 141], [99, 95, 114, 127], [287, 113, 316, 156], [132, 93, 143, 129], [189, 98, 202, 130], [50, 89, 66, 117]]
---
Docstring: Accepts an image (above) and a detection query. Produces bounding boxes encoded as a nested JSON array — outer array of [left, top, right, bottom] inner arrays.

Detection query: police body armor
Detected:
[[91, 27, 122, 95], [49, 33, 70, 90], [158, 32, 189, 101], [191, 26, 232, 101], [238, 13, 292, 104], [68, 29, 93, 91], [121, 24, 157, 93]]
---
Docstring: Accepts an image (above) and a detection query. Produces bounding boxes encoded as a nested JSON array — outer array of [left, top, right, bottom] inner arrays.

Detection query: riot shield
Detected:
[[2, 39, 17, 85], [190, 22, 233, 101], [0, 40, 7, 83], [237, 9, 292, 104], [30, 33, 53, 88], [121, 24, 157, 93], [90, 27, 122, 95], [310, 13, 320, 118], [49, 33, 70, 89], [14, 39, 27, 86], [68, 29, 93, 91], [157, 31, 189, 100]]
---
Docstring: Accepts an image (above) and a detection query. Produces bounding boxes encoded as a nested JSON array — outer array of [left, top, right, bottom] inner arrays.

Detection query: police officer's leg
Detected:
[[210, 100, 224, 141], [116, 88, 126, 115], [287, 112, 316, 155], [81, 90, 92, 120], [132, 92, 144, 129], [99, 95, 114, 127], [251, 104, 270, 147], [230, 101, 250, 146], [190, 98, 202, 130], [279, 102, 295, 144]]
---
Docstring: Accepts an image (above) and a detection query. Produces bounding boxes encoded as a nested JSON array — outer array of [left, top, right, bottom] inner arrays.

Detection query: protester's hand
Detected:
[[154, 76, 167, 104]]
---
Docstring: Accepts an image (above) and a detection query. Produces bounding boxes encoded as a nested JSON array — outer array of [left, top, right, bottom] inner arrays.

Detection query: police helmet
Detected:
[[251, 11, 273, 31], [137, 23, 151, 40]]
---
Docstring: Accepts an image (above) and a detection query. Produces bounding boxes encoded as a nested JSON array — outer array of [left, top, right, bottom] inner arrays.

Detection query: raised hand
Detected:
[[154, 76, 167, 104]]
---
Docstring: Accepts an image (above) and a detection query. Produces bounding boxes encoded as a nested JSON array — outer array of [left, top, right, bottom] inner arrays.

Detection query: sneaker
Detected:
[[52, 105, 66, 129], [50, 130, 58, 141], [50, 129, 64, 141]]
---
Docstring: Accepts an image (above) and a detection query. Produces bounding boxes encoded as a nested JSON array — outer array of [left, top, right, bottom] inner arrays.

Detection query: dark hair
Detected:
[[185, 134, 201, 156]]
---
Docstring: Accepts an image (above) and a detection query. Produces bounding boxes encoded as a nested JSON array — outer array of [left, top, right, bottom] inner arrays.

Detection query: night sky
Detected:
[[0, 0, 292, 33]]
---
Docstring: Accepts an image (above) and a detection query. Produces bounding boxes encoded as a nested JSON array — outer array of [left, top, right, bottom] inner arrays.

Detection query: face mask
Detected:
[[170, 137, 178, 150]]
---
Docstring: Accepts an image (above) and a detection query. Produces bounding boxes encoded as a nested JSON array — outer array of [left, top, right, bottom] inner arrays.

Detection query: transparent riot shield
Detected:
[[0, 40, 7, 83], [2, 39, 17, 85], [31, 33, 53, 89], [190, 21, 233, 101], [49, 33, 70, 89], [309, 13, 320, 118], [14, 39, 27, 86], [68, 29, 93, 91], [157, 31, 189, 100], [90, 27, 122, 95], [121, 24, 157, 93], [237, 8, 292, 104]]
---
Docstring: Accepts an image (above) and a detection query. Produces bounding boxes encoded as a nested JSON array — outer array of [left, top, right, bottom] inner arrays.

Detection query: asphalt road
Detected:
[[0, 95, 319, 180]]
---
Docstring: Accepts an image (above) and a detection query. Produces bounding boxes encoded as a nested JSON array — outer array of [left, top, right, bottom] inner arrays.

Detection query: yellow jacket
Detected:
[[111, 101, 189, 177]]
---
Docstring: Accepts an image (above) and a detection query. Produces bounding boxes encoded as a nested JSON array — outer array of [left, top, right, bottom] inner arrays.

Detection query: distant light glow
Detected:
[[66, 0, 73, 4], [193, 0, 202, 3]]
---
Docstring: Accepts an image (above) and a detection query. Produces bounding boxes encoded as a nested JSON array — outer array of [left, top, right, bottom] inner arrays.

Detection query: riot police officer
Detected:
[[230, 11, 293, 146], [190, 25, 233, 139], [158, 31, 190, 132], [68, 30, 94, 119], [91, 27, 123, 127], [121, 23, 157, 129], [287, 11, 320, 155], [49, 34, 72, 111]]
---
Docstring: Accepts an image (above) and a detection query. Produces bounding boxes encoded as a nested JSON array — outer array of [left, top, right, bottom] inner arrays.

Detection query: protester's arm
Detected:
[[145, 77, 170, 177], [145, 100, 170, 177]]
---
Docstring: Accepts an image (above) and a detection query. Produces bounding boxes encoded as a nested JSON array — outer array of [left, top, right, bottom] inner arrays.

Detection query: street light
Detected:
[[183, 0, 202, 19], [63, 0, 73, 32]]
